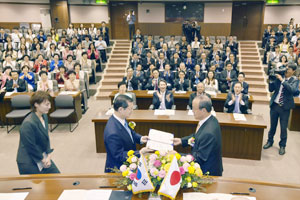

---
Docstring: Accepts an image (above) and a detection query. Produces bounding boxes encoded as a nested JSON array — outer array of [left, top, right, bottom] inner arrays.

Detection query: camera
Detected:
[[269, 66, 287, 82]]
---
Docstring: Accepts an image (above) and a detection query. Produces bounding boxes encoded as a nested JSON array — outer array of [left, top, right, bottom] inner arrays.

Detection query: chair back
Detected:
[[55, 95, 74, 108], [52, 80, 58, 92], [11, 95, 31, 109]]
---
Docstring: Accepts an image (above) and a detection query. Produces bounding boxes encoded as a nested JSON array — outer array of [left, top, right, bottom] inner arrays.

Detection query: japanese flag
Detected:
[[132, 154, 155, 194], [158, 156, 182, 200]]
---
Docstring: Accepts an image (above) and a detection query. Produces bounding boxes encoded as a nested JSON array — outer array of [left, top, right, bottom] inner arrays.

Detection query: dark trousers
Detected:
[[99, 49, 107, 63], [17, 160, 60, 175], [129, 24, 135, 40], [268, 103, 291, 147]]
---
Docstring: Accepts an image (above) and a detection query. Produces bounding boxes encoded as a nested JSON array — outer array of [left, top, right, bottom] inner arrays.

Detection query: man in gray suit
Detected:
[[263, 64, 299, 155], [173, 95, 223, 176]]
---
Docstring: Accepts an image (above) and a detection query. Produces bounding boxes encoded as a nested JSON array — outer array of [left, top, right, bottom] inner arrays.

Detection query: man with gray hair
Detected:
[[173, 95, 223, 176]]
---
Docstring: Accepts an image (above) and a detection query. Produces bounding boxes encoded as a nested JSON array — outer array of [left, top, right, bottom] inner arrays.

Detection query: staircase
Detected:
[[95, 40, 131, 100], [239, 41, 269, 103]]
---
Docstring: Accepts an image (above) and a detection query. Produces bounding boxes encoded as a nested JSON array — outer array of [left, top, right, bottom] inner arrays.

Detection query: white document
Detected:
[[154, 109, 175, 116], [188, 109, 194, 116], [146, 129, 174, 151], [211, 110, 216, 117], [105, 108, 114, 116], [59, 91, 78, 95], [147, 90, 155, 94], [174, 90, 186, 94], [233, 113, 247, 121], [58, 189, 112, 200], [0, 192, 29, 200], [5, 92, 14, 96], [183, 192, 256, 200]]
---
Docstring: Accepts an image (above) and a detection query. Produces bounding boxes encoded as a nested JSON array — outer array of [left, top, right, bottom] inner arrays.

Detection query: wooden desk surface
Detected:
[[294, 97, 300, 105], [92, 110, 267, 129], [3, 91, 81, 99], [0, 174, 299, 200]]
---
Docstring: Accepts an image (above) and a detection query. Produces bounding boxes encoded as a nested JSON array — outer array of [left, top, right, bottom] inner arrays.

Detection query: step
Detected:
[[114, 47, 130, 51], [247, 81, 267, 89], [96, 93, 112, 100], [242, 65, 263, 70], [106, 68, 126, 73], [243, 70, 264, 76], [109, 59, 128, 63], [241, 60, 261, 65], [240, 48, 257, 52], [241, 52, 259, 56], [242, 56, 260, 61], [240, 45, 256, 49], [245, 76, 265, 82], [110, 54, 129, 59], [99, 85, 118, 92], [252, 95, 270, 103], [116, 40, 130, 43], [104, 73, 125, 79], [101, 78, 123, 85], [249, 88, 268, 96], [113, 50, 130, 54], [115, 44, 130, 48], [240, 41, 256, 45], [107, 63, 128, 68]]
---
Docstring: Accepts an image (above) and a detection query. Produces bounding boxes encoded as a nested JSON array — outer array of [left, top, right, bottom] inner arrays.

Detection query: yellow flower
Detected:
[[185, 176, 192, 182], [127, 184, 132, 191], [122, 169, 129, 177], [155, 151, 160, 156], [128, 121, 136, 130], [190, 162, 195, 166], [157, 176, 162, 181], [188, 166, 195, 174], [164, 163, 171, 171], [154, 170, 159, 176], [161, 159, 166, 164], [126, 156, 133, 163], [195, 168, 203, 177], [192, 182, 198, 188], [175, 153, 181, 160], [127, 150, 134, 157]]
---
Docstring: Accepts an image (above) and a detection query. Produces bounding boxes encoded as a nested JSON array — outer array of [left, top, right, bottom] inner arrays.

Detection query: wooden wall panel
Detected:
[[50, 0, 69, 29], [0, 22, 42, 30], [137, 22, 231, 37]]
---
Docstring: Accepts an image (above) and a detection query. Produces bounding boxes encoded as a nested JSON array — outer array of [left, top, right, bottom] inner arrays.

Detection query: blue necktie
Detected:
[[233, 95, 241, 113], [124, 121, 134, 143]]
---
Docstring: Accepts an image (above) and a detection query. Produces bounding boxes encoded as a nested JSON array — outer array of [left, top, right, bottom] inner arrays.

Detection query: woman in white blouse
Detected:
[[37, 71, 53, 92], [191, 36, 200, 50], [203, 71, 219, 94]]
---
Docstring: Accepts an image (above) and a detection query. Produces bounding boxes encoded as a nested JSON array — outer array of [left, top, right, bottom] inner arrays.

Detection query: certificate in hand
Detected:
[[146, 129, 174, 151]]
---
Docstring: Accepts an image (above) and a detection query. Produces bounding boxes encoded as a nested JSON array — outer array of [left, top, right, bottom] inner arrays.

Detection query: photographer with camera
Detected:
[[263, 64, 299, 155]]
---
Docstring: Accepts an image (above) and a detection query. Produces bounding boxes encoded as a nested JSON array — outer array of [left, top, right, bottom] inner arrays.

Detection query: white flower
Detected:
[[120, 165, 127, 172], [187, 182, 192, 188], [129, 163, 137, 170], [131, 156, 138, 163], [180, 156, 187, 163], [186, 155, 194, 162], [194, 163, 200, 169]]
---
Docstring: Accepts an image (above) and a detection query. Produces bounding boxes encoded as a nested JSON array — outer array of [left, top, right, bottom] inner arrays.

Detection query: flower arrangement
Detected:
[[114, 150, 213, 197]]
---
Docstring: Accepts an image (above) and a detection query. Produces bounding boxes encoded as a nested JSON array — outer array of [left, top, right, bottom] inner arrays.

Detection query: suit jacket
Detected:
[[104, 115, 142, 172], [133, 70, 144, 83], [130, 59, 142, 70], [210, 60, 224, 72], [169, 57, 182, 71], [5, 78, 26, 92], [144, 40, 155, 49], [142, 57, 155, 70], [174, 79, 189, 91], [152, 90, 174, 109], [182, 115, 223, 176], [188, 92, 211, 109], [231, 81, 249, 95], [122, 76, 139, 91], [160, 71, 175, 88], [220, 70, 237, 84], [145, 78, 161, 90], [190, 71, 205, 88], [224, 92, 249, 114], [184, 58, 196, 71], [155, 58, 169, 70], [17, 112, 53, 164], [269, 76, 299, 110]]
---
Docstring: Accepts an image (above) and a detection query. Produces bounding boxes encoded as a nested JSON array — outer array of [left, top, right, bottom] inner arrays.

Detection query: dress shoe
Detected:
[[279, 147, 285, 155], [263, 142, 273, 149]]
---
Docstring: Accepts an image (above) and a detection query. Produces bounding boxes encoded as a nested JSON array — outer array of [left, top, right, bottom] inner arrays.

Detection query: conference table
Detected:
[[92, 110, 267, 160], [0, 91, 82, 126], [0, 174, 299, 200], [109, 90, 254, 111], [288, 97, 300, 131]]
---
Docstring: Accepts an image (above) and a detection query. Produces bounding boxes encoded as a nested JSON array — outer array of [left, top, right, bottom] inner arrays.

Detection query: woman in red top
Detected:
[[55, 66, 68, 86], [33, 54, 48, 73], [87, 43, 99, 60]]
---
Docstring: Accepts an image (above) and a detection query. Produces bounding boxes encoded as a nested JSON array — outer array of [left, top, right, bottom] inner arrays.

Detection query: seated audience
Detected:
[[224, 82, 249, 114], [174, 70, 189, 91], [130, 53, 141, 70], [188, 82, 211, 109], [64, 70, 80, 91], [19, 65, 35, 91], [55, 66, 68, 88], [33, 54, 48, 73], [62, 45, 73, 61], [170, 52, 182, 71], [5, 70, 26, 92], [152, 80, 174, 110], [210, 54, 224, 72], [156, 52, 169, 71], [184, 52, 196, 71], [50, 53, 64, 73], [190, 64, 205, 91], [122, 68, 138, 91], [20, 55, 34, 70], [113, 81, 133, 102], [160, 64, 174, 90], [231, 72, 249, 95], [95, 35, 107, 63], [74, 63, 85, 80], [133, 64, 144, 86], [3, 54, 17, 70], [0, 66, 12, 89], [65, 55, 75, 71], [220, 63, 237, 93], [142, 51, 155, 70], [37, 71, 53, 92], [145, 68, 161, 90], [203, 71, 219, 95]]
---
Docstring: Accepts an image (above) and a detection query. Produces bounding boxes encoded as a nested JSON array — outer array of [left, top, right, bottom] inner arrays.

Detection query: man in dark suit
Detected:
[[130, 53, 141, 70], [231, 72, 249, 94], [174, 71, 189, 91], [16, 91, 60, 174], [190, 64, 206, 91], [169, 52, 182, 71], [142, 51, 155, 71], [160, 64, 174, 90], [224, 82, 249, 114], [184, 52, 196, 71], [188, 82, 211, 110], [155, 36, 164, 50], [134, 42, 146, 58], [152, 80, 174, 110], [144, 35, 155, 49], [104, 95, 150, 172], [219, 63, 237, 93], [100, 21, 110, 46], [156, 52, 169, 71], [5, 70, 26, 92], [263, 64, 299, 155], [122, 68, 138, 91], [173, 95, 223, 176], [145, 69, 161, 90]]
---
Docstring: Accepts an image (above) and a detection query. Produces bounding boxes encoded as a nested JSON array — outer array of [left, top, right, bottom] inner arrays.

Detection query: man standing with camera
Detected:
[[263, 64, 299, 155]]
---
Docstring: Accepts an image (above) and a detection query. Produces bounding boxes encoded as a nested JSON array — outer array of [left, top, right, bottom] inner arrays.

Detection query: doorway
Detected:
[[109, 2, 138, 39], [231, 1, 265, 40]]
